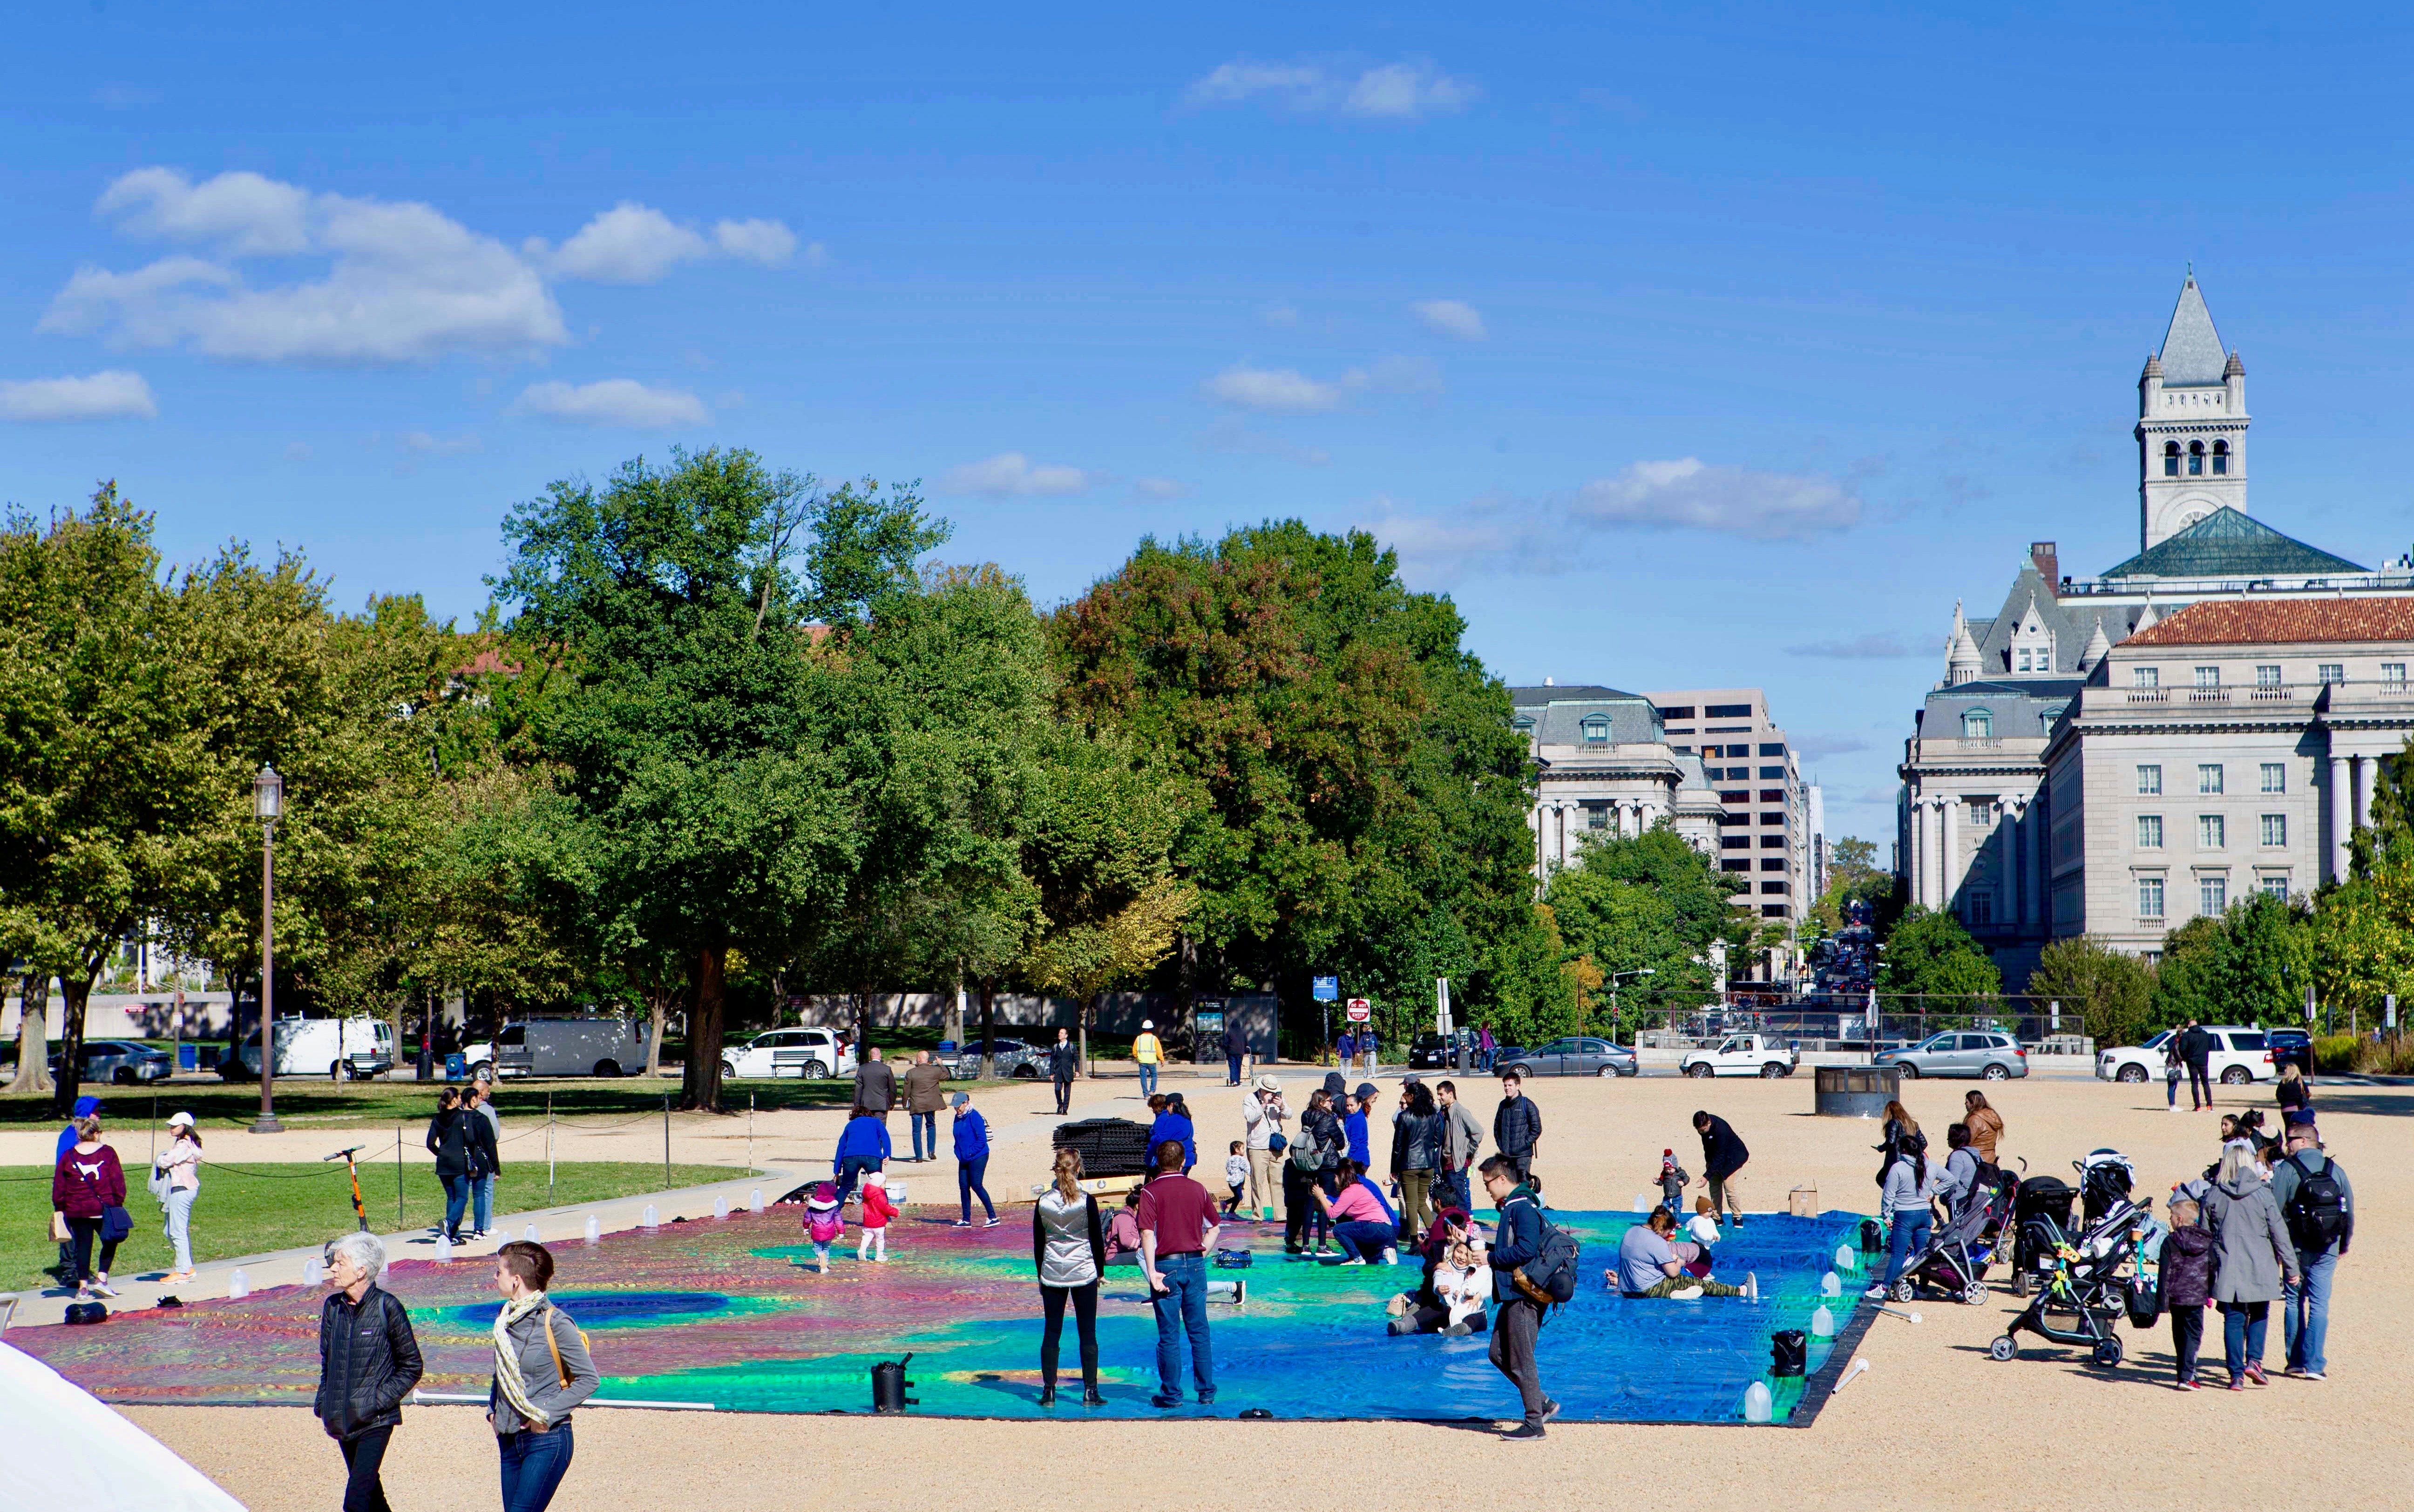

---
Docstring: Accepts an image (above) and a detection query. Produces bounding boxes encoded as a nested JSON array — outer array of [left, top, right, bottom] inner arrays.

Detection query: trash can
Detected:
[[444, 1052, 467, 1082], [178, 1044, 199, 1071], [1812, 1065, 1899, 1117]]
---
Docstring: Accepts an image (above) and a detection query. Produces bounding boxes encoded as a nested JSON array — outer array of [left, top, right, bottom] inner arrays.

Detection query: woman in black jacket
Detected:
[[426, 1088, 471, 1242], [1390, 1081, 1444, 1238], [316, 1232, 423, 1512]]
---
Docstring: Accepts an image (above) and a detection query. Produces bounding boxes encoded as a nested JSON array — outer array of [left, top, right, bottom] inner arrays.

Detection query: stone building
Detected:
[[1511, 683, 1726, 876]]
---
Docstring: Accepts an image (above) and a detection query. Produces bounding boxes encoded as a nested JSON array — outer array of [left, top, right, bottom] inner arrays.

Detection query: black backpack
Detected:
[[1509, 1201, 1581, 1310], [2282, 1153, 2349, 1250]]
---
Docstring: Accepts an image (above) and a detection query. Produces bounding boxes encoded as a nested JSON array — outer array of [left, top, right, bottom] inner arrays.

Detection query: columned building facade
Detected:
[[1511, 684, 1725, 879]]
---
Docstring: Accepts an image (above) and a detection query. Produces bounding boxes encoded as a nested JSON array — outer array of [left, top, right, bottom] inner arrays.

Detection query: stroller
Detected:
[[2077, 1149, 2136, 1223], [1894, 1170, 2014, 1304], [2009, 1174, 2076, 1297], [1990, 1196, 2154, 1367]]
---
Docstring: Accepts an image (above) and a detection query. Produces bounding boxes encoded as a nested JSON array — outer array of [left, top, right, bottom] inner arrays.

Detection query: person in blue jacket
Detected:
[[1345, 1085, 1376, 1167], [833, 1105, 890, 1204], [1147, 1093, 1197, 1175], [1481, 1154, 1555, 1440], [952, 1091, 997, 1226], [54, 1095, 101, 1279]]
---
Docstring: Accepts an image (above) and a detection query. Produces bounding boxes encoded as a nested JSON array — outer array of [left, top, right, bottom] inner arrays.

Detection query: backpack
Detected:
[[2282, 1154, 2349, 1250], [1509, 1200, 1581, 1309], [1288, 1123, 1325, 1172]]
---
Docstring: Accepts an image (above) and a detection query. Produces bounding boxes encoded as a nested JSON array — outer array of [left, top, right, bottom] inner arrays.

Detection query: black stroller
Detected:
[[1990, 1196, 2152, 1367], [2009, 1174, 2076, 1297], [1895, 1171, 2013, 1304]]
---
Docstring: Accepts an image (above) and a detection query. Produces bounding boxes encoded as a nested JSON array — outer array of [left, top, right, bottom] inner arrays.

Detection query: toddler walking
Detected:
[[1656, 1149, 1689, 1214], [1221, 1141, 1250, 1217], [858, 1170, 896, 1262], [803, 1181, 844, 1272], [2160, 1197, 2213, 1388]]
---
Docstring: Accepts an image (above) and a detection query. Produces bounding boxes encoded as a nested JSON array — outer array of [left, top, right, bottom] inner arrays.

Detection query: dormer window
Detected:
[[2212, 440, 2229, 475], [1513, 715, 1535, 734], [1962, 709, 1993, 739], [2164, 441, 2180, 477], [2188, 441, 2204, 475], [1580, 714, 1610, 744]]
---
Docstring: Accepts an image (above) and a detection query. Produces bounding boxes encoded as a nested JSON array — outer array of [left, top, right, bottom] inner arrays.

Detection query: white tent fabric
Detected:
[[0, 1340, 246, 1511]]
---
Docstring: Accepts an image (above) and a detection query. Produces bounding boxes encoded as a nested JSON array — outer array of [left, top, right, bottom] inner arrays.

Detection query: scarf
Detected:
[[492, 1291, 551, 1429]]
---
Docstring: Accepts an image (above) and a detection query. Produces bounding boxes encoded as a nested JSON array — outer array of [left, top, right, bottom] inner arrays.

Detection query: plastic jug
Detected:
[[1743, 1380, 1774, 1423], [302, 1256, 325, 1286], [435, 1234, 453, 1263], [524, 1224, 540, 1242], [1821, 1270, 1841, 1296], [1633, 1191, 1653, 1212], [750, 1187, 766, 1213], [641, 1204, 659, 1229], [1836, 1245, 1858, 1272], [714, 1195, 730, 1220], [229, 1268, 250, 1300], [584, 1214, 601, 1245], [1811, 1304, 1835, 1337]]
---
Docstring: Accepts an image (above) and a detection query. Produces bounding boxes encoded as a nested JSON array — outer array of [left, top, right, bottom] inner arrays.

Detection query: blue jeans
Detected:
[[2220, 1300, 2269, 1378], [1225, 1053, 1243, 1085], [959, 1155, 994, 1222], [441, 1174, 472, 1240], [497, 1422, 574, 1512], [910, 1112, 936, 1161], [1333, 1220, 1394, 1262], [2284, 1248, 2336, 1373], [1884, 1208, 1932, 1287], [836, 1156, 882, 1204], [1149, 1252, 1213, 1400], [1138, 1063, 1158, 1095], [474, 1173, 495, 1234], [1436, 1166, 1471, 1218]]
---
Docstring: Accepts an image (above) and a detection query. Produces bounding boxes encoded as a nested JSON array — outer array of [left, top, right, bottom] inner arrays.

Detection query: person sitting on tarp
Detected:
[[1388, 1207, 1489, 1336], [1612, 1207, 1754, 1300]]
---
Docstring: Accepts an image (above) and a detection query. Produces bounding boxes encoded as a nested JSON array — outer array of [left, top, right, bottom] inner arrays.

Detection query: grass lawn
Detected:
[[2, 1160, 747, 1293]]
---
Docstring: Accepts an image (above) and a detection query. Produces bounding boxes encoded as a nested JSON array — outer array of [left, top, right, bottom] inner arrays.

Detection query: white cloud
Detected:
[[1412, 298, 1487, 341], [1572, 458, 1862, 539], [713, 218, 799, 267], [0, 370, 157, 422], [1349, 353, 1444, 395], [1205, 365, 1347, 413], [1186, 58, 1479, 120], [939, 453, 1095, 498], [1364, 494, 1561, 585], [46, 168, 796, 366], [1132, 476, 1187, 500], [510, 379, 707, 429], [549, 203, 711, 284], [399, 429, 482, 457], [1786, 631, 1919, 659]]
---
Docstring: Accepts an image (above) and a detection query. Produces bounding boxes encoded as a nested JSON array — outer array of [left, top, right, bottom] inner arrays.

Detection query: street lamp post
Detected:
[[250, 764, 285, 1135]]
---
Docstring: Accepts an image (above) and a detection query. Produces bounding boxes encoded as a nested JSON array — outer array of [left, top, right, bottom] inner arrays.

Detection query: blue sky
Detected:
[[8, 4, 2414, 839]]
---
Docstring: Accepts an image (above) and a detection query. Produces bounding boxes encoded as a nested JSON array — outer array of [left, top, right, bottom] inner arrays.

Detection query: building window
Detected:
[[1968, 892, 1993, 925], [1962, 709, 1993, 739], [2199, 814, 2226, 848], [1673, 746, 1693, 755], [2261, 762, 2285, 793], [2188, 440, 2204, 475], [1762, 904, 1788, 918], [2132, 666, 2160, 689], [2198, 764, 2224, 794], [1721, 859, 1750, 871], [2261, 814, 2286, 847], [1706, 703, 1752, 718], [2194, 665, 2220, 689], [1580, 714, 1610, 744], [1758, 765, 1787, 779], [2387, 663, 2408, 688], [2139, 876, 2165, 918], [1761, 812, 1787, 825], [1757, 742, 1783, 756], [2319, 663, 2344, 685], [1720, 792, 1750, 806], [1760, 881, 1788, 895], [1759, 858, 1785, 871], [2017, 649, 2032, 672], [2163, 441, 2179, 477], [1968, 799, 1994, 825], [1760, 834, 1786, 848], [1721, 837, 1750, 850], [2259, 874, 2290, 900], [2212, 440, 2230, 475], [1583, 801, 1609, 831], [2137, 815, 2163, 849], [1657, 706, 1695, 721], [2256, 664, 2281, 688], [1513, 715, 1535, 732], [1759, 788, 1785, 802], [2137, 764, 2163, 795], [2200, 874, 2227, 914]]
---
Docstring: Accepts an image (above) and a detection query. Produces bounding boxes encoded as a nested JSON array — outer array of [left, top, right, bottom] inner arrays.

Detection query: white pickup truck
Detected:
[[1681, 1033, 1799, 1078]]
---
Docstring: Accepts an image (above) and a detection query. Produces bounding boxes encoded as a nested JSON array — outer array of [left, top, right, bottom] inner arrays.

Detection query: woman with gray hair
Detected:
[[314, 1232, 423, 1512], [2201, 1143, 2299, 1390]]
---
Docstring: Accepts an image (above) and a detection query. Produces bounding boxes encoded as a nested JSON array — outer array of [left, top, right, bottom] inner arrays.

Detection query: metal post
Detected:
[[252, 816, 283, 1133], [548, 1092, 556, 1203], [748, 1092, 755, 1173], [396, 1121, 405, 1227], [664, 1095, 671, 1189]]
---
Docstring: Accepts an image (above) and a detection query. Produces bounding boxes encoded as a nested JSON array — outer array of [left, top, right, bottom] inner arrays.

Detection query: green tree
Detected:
[[2150, 914, 2225, 1027], [493, 449, 890, 1109], [1049, 522, 1534, 1041], [1876, 906, 2002, 1010], [2150, 893, 2316, 1030], [1545, 826, 1747, 1037], [1472, 903, 1579, 1049], [2027, 935, 2157, 1047], [1807, 834, 1890, 939]]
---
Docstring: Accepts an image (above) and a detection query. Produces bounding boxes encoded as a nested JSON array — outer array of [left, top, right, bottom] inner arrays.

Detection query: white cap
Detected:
[[166, 1110, 196, 1128], [1141, 1020, 1154, 1030]]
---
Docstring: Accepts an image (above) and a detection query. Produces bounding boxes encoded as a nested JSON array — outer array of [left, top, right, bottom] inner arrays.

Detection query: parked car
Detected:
[[464, 1019, 651, 1079], [52, 1039, 176, 1085], [2265, 1027, 2313, 1077], [946, 1037, 1046, 1078], [722, 1027, 857, 1082], [1874, 1030, 2029, 1081], [1680, 1033, 1798, 1078], [2096, 1026, 2276, 1086], [1493, 1036, 1637, 1078], [1408, 1031, 1481, 1071], [223, 1017, 394, 1081]]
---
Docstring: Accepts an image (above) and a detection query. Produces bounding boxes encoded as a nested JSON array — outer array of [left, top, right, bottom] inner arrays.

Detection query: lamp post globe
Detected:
[[250, 764, 285, 1134]]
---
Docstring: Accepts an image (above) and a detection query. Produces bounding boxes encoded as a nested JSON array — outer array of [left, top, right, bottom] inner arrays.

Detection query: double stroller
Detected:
[[1892, 1163, 2016, 1304], [1990, 1193, 2159, 1367], [2010, 1148, 2144, 1296]]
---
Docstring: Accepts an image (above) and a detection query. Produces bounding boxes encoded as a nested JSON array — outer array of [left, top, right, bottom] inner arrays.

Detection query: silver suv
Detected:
[[1875, 1030, 2029, 1081]]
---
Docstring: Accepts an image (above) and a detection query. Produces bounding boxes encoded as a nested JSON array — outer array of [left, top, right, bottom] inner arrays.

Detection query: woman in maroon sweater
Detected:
[[53, 1115, 128, 1298]]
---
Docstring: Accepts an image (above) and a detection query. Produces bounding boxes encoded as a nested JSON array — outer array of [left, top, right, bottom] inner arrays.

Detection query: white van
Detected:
[[225, 1017, 395, 1080], [468, 1019, 651, 1079]]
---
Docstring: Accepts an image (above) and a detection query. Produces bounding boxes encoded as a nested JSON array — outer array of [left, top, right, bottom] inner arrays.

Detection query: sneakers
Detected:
[[90, 1279, 120, 1299], [1864, 1285, 1889, 1299], [1081, 1387, 1107, 1406], [2301, 1370, 2327, 1382], [2228, 1377, 2247, 1391], [983, 1217, 1001, 1228], [1150, 1393, 1185, 1409], [1339, 1257, 1366, 1266], [1670, 1285, 1705, 1301], [1037, 1385, 1058, 1407], [952, 1219, 972, 1227], [2244, 1363, 2268, 1386], [2175, 1379, 2200, 1390], [1541, 1397, 1562, 1423], [1381, 1248, 1399, 1265], [1500, 1422, 1546, 1441], [1744, 1272, 1760, 1302]]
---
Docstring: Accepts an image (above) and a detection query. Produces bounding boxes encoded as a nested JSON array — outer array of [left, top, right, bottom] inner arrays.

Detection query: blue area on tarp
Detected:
[[447, 1290, 732, 1329]]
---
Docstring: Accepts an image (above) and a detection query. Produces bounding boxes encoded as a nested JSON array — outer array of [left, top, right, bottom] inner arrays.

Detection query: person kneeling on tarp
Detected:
[[1389, 1208, 1489, 1336], [1613, 1207, 1756, 1300]]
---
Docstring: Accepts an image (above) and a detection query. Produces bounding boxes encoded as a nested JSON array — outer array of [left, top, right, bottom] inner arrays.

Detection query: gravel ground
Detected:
[[113, 1069, 2412, 1509]]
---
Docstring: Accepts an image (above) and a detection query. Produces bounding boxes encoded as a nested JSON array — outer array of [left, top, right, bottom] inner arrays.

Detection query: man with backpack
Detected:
[[1479, 1153, 1562, 1440], [2269, 1118, 2352, 1381]]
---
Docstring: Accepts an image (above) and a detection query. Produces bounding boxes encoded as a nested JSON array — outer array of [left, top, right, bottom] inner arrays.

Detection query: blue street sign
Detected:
[[1311, 975, 1339, 1002]]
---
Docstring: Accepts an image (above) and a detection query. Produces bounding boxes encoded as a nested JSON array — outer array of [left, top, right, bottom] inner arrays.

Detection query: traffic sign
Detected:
[[1312, 975, 1338, 1002], [1345, 997, 1371, 1023]]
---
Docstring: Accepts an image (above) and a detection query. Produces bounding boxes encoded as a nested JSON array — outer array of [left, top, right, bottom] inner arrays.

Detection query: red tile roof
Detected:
[[2122, 597, 2414, 647]]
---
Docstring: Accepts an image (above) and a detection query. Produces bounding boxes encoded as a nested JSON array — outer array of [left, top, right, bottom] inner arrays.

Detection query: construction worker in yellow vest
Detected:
[[1133, 1020, 1162, 1096]]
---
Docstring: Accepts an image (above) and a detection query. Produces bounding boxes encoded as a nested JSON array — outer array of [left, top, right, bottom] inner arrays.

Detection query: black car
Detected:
[[1408, 1031, 1477, 1071], [2265, 1027, 2313, 1076]]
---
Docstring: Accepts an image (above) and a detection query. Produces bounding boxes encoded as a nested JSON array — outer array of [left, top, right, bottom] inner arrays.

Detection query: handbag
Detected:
[[50, 1209, 71, 1242], [100, 1204, 134, 1243]]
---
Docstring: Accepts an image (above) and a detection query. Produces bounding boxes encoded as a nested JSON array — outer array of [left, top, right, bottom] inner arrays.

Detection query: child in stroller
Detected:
[[1990, 1195, 2158, 1367], [1895, 1159, 2017, 1303]]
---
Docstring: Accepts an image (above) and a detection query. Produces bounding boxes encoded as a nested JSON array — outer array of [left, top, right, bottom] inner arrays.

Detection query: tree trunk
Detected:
[[681, 940, 729, 1112], [8, 973, 54, 1096], [978, 981, 997, 1081], [644, 985, 669, 1078], [51, 967, 101, 1116]]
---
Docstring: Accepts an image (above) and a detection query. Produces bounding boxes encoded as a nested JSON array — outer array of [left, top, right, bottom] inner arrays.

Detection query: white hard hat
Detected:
[[1141, 1020, 1154, 1030]]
